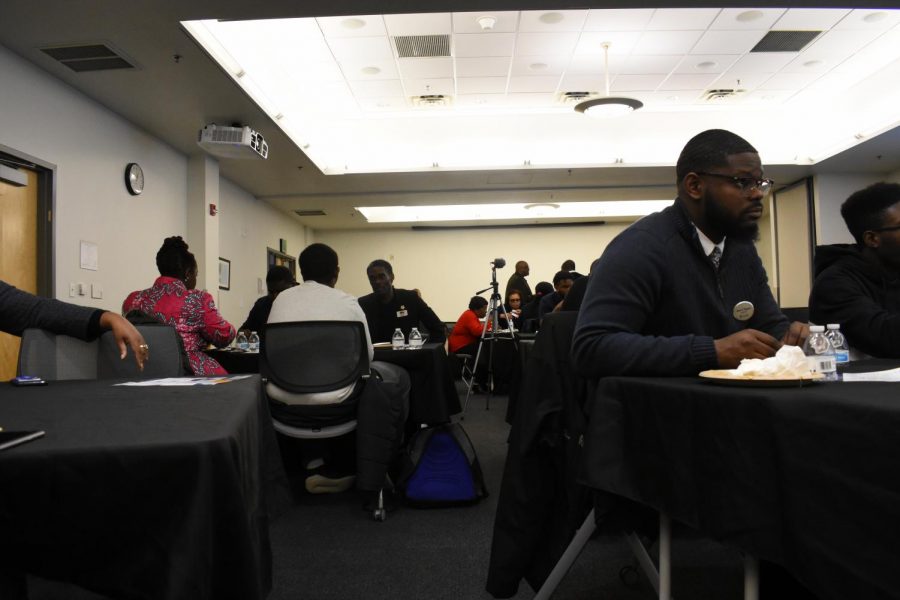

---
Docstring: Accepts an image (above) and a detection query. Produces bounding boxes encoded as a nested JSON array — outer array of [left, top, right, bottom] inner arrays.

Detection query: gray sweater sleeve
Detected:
[[0, 280, 104, 340]]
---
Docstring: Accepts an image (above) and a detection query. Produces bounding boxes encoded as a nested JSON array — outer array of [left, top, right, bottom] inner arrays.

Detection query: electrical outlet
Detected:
[[91, 284, 103, 299], [69, 283, 77, 297]]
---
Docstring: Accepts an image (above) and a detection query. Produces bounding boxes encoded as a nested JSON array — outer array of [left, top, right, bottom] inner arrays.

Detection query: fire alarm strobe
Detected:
[[197, 124, 268, 160]]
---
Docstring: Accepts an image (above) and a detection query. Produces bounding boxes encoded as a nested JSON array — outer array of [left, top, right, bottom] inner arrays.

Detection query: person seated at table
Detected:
[[505, 260, 534, 305], [538, 271, 574, 320], [0, 279, 148, 370], [809, 182, 900, 358], [239, 265, 296, 341], [560, 259, 584, 280], [449, 296, 489, 357], [519, 281, 552, 332], [358, 259, 445, 344], [497, 290, 523, 330], [574, 129, 808, 377], [123, 236, 235, 375], [560, 259, 600, 312], [268, 243, 410, 497]]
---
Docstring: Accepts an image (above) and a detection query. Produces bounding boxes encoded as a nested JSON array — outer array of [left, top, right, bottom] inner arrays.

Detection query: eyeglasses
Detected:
[[871, 224, 900, 234], [695, 172, 774, 196]]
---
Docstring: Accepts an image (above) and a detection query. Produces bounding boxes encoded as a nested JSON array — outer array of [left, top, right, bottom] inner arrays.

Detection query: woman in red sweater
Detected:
[[449, 296, 489, 355]]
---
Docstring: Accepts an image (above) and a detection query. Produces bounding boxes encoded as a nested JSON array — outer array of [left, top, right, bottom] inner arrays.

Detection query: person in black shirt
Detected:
[[358, 259, 446, 343], [239, 265, 296, 338]]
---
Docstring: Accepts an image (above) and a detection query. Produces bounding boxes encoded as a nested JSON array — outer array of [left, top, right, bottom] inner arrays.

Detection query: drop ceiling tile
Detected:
[[397, 57, 453, 79], [317, 15, 387, 38], [455, 56, 511, 76], [454, 94, 510, 107], [515, 32, 580, 56], [558, 74, 604, 92], [384, 13, 451, 36], [802, 29, 883, 59], [511, 55, 568, 76], [340, 59, 400, 80], [658, 72, 721, 90], [452, 11, 519, 33], [405, 78, 455, 96], [780, 54, 835, 74], [504, 92, 557, 106], [691, 30, 767, 54], [729, 52, 797, 72], [647, 9, 721, 31], [357, 97, 409, 111], [742, 89, 796, 104], [611, 74, 668, 91], [454, 33, 516, 57], [709, 9, 786, 30], [567, 54, 626, 74], [519, 10, 588, 32], [757, 71, 822, 90], [583, 9, 655, 31], [620, 55, 683, 74], [273, 60, 345, 83], [508, 75, 562, 93], [216, 20, 333, 62], [457, 77, 508, 94], [327, 36, 394, 62], [633, 90, 704, 105], [574, 32, 643, 56], [675, 54, 739, 73], [635, 31, 705, 55], [348, 79, 405, 98], [711, 71, 771, 90], [773, 8, 851, 31], [833, 9, 900, 30]]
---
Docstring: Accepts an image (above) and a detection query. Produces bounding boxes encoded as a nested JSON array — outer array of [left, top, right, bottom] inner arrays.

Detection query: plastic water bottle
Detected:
[[236, 331, 249, 351], [392, 328, 405, 349], [248, 331, 260, 352], [825, 324, 849, 366], [803, 325, 838, 381], [409, 327, 423, 348]]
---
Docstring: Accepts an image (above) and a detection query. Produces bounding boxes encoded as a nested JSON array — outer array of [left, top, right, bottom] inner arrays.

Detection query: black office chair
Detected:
[[17, 329, 98, 380], [261, 320, 388, 521], [98, 323, 190, 378]]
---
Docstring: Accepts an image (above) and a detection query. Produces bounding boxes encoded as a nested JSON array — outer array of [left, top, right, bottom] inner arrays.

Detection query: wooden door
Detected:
[[0, 168, 39, 379]]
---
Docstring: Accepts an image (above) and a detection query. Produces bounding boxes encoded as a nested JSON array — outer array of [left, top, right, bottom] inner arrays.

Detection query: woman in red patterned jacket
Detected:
[[123, 236, 235, 375]]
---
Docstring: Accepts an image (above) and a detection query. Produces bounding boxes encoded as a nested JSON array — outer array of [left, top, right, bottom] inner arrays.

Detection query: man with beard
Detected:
[[573, 129, 808, 376]]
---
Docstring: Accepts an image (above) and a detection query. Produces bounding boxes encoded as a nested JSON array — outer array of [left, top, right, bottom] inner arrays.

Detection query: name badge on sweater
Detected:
[[397, 306, 409, 318], [733, 301, 754, 321]]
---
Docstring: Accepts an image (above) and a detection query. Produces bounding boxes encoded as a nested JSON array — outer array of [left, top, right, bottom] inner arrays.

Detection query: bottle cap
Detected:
[[826, 324, 839, 329], [809, 325, 825, 332]]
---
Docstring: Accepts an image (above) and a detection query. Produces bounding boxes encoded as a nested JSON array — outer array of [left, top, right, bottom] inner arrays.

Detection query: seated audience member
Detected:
[[809, 182, 900, 358], [574, 129, 807, 378], [560, 259, 600, 312], [123, 236, 235, 375], [267, 243, 410, 495], [449, 296, 489, 357], [358, 259, 445, 343], [239, 265, 296, 340], [560, 259, 583, 280], [498, 290, 523, 330], [538, 271, 574, 319], [1, 280, 148, 369], [519, 281, 552, 332], [505, 261, 534, 304]]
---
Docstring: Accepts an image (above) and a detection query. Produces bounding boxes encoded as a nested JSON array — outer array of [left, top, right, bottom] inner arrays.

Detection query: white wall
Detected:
[[813, 173, 886, 245], [217, 177, 309, 327], [0, 44, 186, 310], [315, 223, 628, 321]]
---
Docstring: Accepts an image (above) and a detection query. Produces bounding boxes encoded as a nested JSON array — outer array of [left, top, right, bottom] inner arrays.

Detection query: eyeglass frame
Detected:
[[694, 172, 775, 195]]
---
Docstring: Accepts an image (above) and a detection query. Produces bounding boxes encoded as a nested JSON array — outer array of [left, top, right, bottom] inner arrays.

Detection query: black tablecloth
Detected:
[[0, 376, 280, 600], [374, 342, 461, 424], [581, 372, 900, 600], [208, 348, 259, 374]]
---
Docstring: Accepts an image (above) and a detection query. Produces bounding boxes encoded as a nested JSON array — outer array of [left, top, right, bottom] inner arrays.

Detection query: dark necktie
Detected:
[[709, 246, 722, 271]]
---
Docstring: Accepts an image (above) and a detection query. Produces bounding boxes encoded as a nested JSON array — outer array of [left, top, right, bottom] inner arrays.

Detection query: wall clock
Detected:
[[125, 162, 144, 195]]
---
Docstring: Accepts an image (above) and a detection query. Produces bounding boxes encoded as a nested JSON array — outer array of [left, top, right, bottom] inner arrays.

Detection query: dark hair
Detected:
[[675, 129, 758, 184], [552, 270, 574, 286], [506, 290, 522, 303], [561, 259, 576, 271], [534, 281, 554, 296], [841, 182, 900, 245], [366, 259, 393, 276], [468, 296, 488, 311], [299, 243, 338, 284], [156, 236, 196, 279], [266, 265, 295, 287]]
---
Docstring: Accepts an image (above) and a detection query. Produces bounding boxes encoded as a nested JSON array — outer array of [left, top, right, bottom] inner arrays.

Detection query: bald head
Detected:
[[515, 261, 530, 276]]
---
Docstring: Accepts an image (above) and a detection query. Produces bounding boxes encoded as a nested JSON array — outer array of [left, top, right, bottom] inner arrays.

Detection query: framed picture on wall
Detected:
[[218, 257, 231, 290]]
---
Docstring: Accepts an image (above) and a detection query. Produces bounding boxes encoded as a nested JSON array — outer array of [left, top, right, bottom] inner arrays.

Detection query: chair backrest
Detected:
[[261, 321, 369, 393], [17, 328, 99, 380], [97, 323, 189, 379]]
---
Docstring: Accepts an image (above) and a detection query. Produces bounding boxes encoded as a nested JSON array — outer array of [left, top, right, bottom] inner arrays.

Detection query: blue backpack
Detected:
[[399, 423, 488, 507]]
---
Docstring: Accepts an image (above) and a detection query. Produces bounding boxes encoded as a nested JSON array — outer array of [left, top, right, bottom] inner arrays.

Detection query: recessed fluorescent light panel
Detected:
[[356, 200, 673, 223], [183, 9, 900, 174]]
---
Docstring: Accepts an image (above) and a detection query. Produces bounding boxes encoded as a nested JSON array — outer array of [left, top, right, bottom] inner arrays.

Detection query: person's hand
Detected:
[[713, 329, 780, 369], [781, 321, 809, 347], [99, 312, 148, 371]]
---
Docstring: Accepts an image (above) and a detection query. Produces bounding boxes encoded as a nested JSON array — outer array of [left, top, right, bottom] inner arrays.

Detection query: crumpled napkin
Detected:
[[734, 345, 811, 378]]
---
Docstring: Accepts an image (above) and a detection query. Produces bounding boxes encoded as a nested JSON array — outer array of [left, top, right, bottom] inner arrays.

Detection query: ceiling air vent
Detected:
[[411, 94, 451, 107], [393, 35, 451, 58], [294, 209, 326, 217], [40, 43, 136, 72], [558, 91, 596, 105], [704, 88, 746, 102], [750, 31, 822, 53]]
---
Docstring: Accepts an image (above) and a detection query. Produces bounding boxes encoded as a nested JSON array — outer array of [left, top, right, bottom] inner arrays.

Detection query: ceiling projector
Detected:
[[197, 124, 268, 160]]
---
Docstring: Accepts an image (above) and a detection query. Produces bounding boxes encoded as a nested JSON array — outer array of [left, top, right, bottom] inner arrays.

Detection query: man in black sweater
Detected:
[[574, 129, 808, 377], [358, 259, 445, 344], [809, 182, 900, 358]]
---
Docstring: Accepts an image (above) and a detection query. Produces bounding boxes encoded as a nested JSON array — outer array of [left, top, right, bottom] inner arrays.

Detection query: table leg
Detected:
[[659, 512, 672, 600], [744, 555, 759, 600]]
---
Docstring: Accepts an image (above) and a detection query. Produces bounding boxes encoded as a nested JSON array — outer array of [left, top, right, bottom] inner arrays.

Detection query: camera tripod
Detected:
[[462, 258, 518, 415]]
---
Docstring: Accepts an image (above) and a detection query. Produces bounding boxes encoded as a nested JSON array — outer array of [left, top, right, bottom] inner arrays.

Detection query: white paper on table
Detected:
[[841, 368, 900, 382], [115, 375, 252, 386]]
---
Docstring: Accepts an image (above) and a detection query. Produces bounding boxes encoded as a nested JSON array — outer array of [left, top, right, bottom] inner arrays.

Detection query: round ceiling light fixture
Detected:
[[574, 42, 643, 118], [539, 12, 565, 24], [736, 10, 764, 23], [341, 18, 366, 29], [477, 15, 497, 31]]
